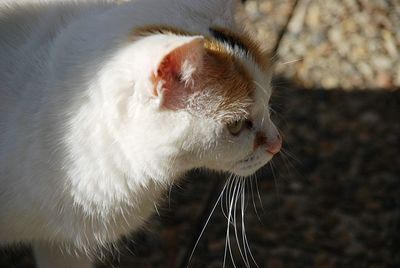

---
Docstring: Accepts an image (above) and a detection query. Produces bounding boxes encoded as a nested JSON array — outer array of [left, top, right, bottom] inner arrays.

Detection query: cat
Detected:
[[0, 0, 282, 267]]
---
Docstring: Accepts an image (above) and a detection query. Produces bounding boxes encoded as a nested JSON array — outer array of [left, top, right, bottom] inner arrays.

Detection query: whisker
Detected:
[[168, 184, 173, 208], [240, 178, 251, 267], [268, 51, 280, 64], [241, 178, 260, 268], [279, 148, 304, 180], [278, 151, 296, 177], [280, 147, 302, 164], [186, 179, 229, 266], [222, 174, 235, 224], [223, 176, 240, 268], [250, 174, 262, 223], [268, 106, 278, 115], [166, 154, 180, 207], [278, 58, 303, 65], [253, 81, 270, 101], [254, 174, 264, 212], [232, 177, 249, 267], [269, 161, 281, 207]]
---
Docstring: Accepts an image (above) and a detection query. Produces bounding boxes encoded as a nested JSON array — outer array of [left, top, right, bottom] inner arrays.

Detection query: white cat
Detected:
[[0, 0, 282, 267]]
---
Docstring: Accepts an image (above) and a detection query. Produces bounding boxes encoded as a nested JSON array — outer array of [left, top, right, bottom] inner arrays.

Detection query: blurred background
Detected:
[[1, 0, 399, 267]]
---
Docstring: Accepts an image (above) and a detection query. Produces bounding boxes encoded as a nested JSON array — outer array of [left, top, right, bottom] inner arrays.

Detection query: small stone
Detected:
[[207, 261, 223, 268], [342, 18, 357, 33], [289, 181, 303, 191], [357, 62, 374, 78], [365, 201, 382, 210], [346, 241, 365, 256], [383, 30, 399, 58], [376, 72, 394, 89], [328, 27, 343, 44], [395, 65, 400, 85], [321, 76, 339, 88], [356, 129, 369, 145], [349, 74, 364, 88], [337, 229, 351, 246], [288, 0, 308, 34], [259, 1, 273, 13], [304, 228, 317, 244], [208, 240, 225, 252], [360, 112, 380, 125], [292, 42, 306, 56], [337, 42, 351, 56], [306, 3, 320, 29], [345, 0, 360, 12], [314, 254, 336, 268], [371, 55, 392, 70], [244, 1, 262, 19], [363, 23, 378, 38], [352, 46, 368, 61], [266, 257, 285, 268]]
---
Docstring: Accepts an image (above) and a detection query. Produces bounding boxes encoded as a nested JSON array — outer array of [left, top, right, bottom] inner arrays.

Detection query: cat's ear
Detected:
[[152, 37, 204, 109]]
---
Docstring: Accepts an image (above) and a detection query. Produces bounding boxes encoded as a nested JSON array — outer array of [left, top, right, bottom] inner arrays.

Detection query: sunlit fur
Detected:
[[0, 0, 280, 267]]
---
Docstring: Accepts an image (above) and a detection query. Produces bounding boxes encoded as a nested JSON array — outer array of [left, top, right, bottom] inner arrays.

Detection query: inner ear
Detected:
[[153, 37, 204, 109]]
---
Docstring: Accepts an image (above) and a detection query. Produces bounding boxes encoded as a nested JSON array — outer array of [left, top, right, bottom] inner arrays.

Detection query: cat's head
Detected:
[[101, 26, 281, 179]]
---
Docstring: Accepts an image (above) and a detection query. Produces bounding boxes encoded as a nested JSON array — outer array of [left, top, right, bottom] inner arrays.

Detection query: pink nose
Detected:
[[266, 134, 282, 155]]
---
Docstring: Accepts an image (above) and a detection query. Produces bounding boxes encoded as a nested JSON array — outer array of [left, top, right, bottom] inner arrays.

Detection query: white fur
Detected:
[[0, 0, 277, 267]]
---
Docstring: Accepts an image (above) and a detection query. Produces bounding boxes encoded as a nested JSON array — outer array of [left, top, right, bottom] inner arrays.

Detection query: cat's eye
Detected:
[[227, 119, 246, 136]]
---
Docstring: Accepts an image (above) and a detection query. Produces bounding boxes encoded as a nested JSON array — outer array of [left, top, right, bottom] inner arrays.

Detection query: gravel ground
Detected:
[[1, 1, 400, 268], [273, 0, 400, 90]]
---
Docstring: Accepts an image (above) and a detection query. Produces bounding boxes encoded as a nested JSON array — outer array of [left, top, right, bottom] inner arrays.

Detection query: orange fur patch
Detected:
[[194, 49, 254, 122], [150, 73, 160, 96]]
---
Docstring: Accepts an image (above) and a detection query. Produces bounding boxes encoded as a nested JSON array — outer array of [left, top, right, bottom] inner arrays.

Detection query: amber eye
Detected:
[[227, 119, 246, 136]]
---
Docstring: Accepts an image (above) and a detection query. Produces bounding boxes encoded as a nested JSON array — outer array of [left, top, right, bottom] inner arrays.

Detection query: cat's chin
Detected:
[[229, 152, 274, 177]]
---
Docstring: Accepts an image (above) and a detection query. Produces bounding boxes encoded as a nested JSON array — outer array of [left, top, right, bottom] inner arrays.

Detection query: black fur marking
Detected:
[[209, 28, 249, 54]]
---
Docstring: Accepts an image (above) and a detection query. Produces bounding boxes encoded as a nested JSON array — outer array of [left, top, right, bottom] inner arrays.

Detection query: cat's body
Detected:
[[0, 0, 281, 267]]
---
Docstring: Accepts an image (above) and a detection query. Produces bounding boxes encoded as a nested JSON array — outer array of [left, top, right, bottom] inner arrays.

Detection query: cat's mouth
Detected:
[[230, 151, 273, 177]]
